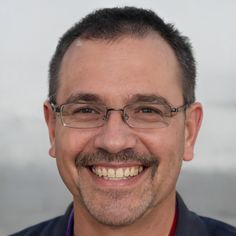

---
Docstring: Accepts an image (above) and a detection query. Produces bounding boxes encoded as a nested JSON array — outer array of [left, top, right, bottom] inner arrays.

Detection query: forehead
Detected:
[[57, 34, 183, 105]]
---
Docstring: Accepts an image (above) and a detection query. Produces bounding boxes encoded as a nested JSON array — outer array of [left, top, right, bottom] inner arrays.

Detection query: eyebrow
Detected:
[[64, 93, 104, 104], [128, 94, 170, 105], [63, 92, 170, 105]]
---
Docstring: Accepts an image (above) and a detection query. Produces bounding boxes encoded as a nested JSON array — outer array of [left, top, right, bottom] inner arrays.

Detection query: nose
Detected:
[[93, 111, 137, 154]]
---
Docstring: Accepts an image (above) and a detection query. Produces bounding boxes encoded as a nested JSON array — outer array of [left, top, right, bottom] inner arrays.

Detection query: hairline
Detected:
[[54, 31, 185, 104]]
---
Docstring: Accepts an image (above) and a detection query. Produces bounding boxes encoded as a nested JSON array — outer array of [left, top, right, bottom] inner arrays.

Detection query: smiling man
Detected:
[[11, 7, 236, 236]]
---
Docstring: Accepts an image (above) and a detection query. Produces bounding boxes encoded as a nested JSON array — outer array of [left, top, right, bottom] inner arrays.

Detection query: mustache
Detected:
[[75, 149, 159, 168]]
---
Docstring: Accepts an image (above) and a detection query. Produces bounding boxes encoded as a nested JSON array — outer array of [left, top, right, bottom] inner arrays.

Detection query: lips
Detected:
[[75, 151, 158, 183], [91, 165, 144, 180]]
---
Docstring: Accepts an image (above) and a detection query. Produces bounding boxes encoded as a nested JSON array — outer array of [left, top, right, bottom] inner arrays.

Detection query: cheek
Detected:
[[161, 129, 185, 179], [55, 130, 78, 158], [53, 127, 97, 193], [54, 127, 97, 157], [138, 124, 186, 181], [141, 128, 185, 159]]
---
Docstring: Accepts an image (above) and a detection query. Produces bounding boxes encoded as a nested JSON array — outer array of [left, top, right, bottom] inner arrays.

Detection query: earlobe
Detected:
[[49, 141, 56, 157], [183, 102, 203, 161], [43, 101, 56, 158]]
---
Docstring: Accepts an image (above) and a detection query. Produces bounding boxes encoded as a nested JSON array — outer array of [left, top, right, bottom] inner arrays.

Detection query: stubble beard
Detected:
[[74, 149, 159, 227]]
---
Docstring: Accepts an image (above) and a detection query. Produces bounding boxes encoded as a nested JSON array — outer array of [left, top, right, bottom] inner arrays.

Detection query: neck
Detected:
[[73, 191, 176, 236]]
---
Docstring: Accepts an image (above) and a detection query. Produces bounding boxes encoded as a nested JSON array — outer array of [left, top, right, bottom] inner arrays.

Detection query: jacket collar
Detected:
[[175, 193, 209, 236]]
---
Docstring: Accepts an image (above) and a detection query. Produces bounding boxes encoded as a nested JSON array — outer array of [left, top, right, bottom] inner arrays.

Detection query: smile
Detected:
[[91, 165, 144, 180]]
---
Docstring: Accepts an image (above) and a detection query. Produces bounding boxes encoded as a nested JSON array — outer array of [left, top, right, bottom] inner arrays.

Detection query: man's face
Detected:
[[45, 34, 201, 226]]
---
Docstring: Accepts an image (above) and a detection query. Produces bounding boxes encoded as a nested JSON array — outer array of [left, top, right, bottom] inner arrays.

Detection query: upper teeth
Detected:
[[92, 166, 143, 179]]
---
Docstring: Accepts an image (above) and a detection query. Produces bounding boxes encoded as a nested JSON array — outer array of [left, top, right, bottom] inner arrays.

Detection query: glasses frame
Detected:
[[49, 100, 189, 129]]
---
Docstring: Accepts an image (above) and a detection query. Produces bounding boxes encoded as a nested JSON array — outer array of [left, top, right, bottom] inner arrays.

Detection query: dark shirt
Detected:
[[65, 204, 177, 236], [10, 193, 236, 236], [169, 208, 178, 236], [66, 208, 74, 236]]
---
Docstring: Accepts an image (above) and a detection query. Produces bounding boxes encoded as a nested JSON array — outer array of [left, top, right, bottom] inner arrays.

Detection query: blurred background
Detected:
[[0, 0, 236, 235]]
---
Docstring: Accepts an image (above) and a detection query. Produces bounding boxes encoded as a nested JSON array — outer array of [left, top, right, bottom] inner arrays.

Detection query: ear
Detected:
[[183, 102, 203, 161], [43, 101, 56, 158]]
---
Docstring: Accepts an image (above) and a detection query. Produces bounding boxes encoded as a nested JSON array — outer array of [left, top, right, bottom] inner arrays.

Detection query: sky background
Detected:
[[0, 0, 236, 234]]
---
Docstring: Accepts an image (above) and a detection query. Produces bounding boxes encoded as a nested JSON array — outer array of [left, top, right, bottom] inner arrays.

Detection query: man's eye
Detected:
[[141, 108, 157, 113], [137, 107, 163, 115], [73, 107, 98, 114]]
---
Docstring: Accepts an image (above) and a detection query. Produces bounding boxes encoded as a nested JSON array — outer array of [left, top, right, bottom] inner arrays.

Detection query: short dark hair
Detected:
[[49, 7, 196, 104]]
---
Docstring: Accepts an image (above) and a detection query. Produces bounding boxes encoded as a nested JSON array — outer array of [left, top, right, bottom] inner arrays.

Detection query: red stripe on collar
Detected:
[[169, 207, 178, 236]]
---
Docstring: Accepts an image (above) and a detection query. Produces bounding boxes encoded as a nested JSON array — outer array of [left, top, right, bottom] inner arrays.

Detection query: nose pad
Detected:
[[104, 108, 129, 125], [123, 113, 129, 122], [93, 112, 137, 154]]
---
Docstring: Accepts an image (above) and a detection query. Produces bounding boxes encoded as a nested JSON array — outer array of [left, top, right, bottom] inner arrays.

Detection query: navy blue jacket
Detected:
[[10, 194, 236, 236]]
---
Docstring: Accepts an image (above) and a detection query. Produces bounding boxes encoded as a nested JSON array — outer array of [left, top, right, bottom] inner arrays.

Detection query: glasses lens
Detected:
[[57, 102, 180, 129], [61, 103, 106, 128], [125, 103, 171, 128]]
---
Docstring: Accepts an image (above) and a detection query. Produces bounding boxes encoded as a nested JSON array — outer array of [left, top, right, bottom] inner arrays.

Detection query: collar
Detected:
[[174, 192, 209, 236], [65, 193, 209, 236], [169, 206, 178, 236], [66, 208, 178, 236], [66, 208, 74, 236]]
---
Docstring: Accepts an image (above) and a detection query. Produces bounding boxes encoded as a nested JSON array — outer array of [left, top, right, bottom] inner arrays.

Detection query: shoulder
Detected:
[[176, 193, 236, 236], [200, 216, 236, 236], [9, 216, 63, 236], [9, 204, 73, 236]]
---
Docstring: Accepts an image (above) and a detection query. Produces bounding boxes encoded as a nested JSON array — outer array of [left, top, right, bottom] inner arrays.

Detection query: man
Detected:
[[11, 7, 236, 236]]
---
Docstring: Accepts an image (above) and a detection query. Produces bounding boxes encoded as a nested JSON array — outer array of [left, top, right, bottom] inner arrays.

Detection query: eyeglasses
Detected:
[[50, 101, 189, 129]]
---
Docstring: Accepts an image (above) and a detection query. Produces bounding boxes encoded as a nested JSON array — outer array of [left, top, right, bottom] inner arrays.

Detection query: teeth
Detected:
[[139, 166, 143, 172], [133, 167, 139, 176], [130, 167, 135, 176], [102, 168, 107, 176], [116, 168, 123, 178], [107, 168, 115, 178], [92, 166, 144, 179], [124, 168, 130, 177], [97, 168, 102, 177]]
